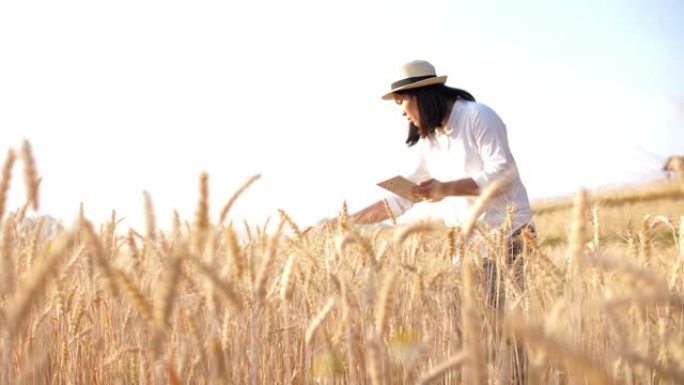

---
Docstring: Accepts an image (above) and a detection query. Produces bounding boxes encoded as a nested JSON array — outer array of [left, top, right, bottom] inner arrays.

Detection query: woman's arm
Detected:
[[349, 200, 391, 224], [413, 177, 480, 202], [469, 104, 517, 189], [320, 200, 391, 228]]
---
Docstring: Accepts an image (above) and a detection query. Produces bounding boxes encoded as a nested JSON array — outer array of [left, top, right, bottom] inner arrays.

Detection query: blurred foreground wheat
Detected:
[[0, 142, 683, 385]]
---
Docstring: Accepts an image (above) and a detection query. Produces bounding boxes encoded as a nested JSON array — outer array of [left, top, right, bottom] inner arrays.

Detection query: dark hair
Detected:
[[397, 85, 475, 147]]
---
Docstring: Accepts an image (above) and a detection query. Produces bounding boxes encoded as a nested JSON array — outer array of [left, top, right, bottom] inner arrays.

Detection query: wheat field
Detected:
[[0, 142, 683, 385]]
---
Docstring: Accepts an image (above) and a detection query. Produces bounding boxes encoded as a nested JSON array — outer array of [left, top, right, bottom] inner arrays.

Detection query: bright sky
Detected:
[[1, 0, 682, 231]]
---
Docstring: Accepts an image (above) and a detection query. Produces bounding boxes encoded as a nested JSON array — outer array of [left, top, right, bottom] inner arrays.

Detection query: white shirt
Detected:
[[386, 100, 533, 234]]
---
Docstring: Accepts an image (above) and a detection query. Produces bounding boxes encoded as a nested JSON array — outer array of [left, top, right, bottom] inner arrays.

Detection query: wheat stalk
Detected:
[[80, 219, 119, 296], [219, 173, 261, 225], [366, 336, 384, 385], [646, 214, 678, 250], [305, 297, 336, 346], [254, 220, 284, 301], [225, 223, 245, 278], [591, 203, 601, 250], [279, 252, 297, 302], [462, 169, 516, 239], [0, 143, 681, 384], [69, 297, 85, 336], [375, 269, 398, 337], [338, 201, 349, 230], [195, 171, 210, 232], [0, 149, 16, 224], [567, 189, 589, 272], [530, 250, 564, 299], [335, 231, 376, 269], [25, 216, 45, 270], [381, 199, 397, 226], [582, 251, 667, 293], [7, 231, 74, 335], [461, 256, 484, 385], [21, 139, 40, 211], [639, 215, 652, 263], [393, 221, 439, 246], [152, 255, 183, 358], [503, 203, 515, 233], [679, 216, 684, 261], [507, 321, 612, 385], [127, 229, 141, 264], [417, 351, 469, 385], [620, 347, 684, 383], [191, 256, 243, 312], [143, 191, 157, 241], [1, 213, 16, 295], [114, 267, 153, 325], [278, 208, 303, 240], [445, 225, 458, 260]]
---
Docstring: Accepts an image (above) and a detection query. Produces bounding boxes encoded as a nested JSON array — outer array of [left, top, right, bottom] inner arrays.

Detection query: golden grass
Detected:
[[0, 142, 682, 384], [533, 179, 683, 247]]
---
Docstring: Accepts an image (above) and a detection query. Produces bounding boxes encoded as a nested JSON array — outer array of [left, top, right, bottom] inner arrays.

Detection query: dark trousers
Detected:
[[483, 224, 535, 385]]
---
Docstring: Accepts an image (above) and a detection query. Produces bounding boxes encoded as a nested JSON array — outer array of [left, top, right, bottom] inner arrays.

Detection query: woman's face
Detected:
[[394, 93, 420, 128]]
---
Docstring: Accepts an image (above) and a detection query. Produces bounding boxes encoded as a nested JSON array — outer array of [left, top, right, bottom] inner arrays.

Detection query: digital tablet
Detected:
[[376, 175, 420, 203]]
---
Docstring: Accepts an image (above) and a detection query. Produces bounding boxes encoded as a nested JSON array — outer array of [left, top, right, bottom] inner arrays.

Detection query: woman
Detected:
[[344, 60, 534, 251], [356, 60, 533, 383]]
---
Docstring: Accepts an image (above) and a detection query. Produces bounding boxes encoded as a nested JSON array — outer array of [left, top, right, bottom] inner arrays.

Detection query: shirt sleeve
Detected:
[[384, 146, 430, 217], [469, 104, 518, 189]]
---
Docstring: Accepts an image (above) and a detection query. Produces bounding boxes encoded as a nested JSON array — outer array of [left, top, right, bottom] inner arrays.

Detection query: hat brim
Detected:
[[381, 75, 448, 100]]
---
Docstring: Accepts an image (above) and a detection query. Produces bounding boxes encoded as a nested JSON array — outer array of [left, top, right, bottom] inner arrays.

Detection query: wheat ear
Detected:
[[143, 191, 156, 241], [375, 269, 398, 337], [0, 149, 16, 224], [1, 213, 16, 294], [278, 208, 303, 240], [195, 171, 210, 232], [127, 229, 141, 264], [80, 219, 119, 296], [394, 221, 439, 246], [152, 256, 183, 358], [335, 231, 376, 269], [338, 201, 349, 230], [462, 169, 515, 239], [219, 173, 261, 224], [21, 139, 40, 211], [381, 199, 397, 225], [225, 223, 245, 278], [113, 267, 153, 325], [508, 321, 612, 384], [191, 256, 243, 312], [679, 216, 684, 261], [591, 203, 601, 250], [254, 221, 283, 300], [638, 214, 653, 263], [445, 226, 458, 260], [279, 252, 297, 302], [8, 231, 74, 335], [305, 297, 336, 346], [567, 189, 588, 273], [461, 256, 484, 385], [417, 351, 469, 385]]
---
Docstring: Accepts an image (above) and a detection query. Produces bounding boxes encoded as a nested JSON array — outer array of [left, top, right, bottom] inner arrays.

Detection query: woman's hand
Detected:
[[413, 178, 447, 202]]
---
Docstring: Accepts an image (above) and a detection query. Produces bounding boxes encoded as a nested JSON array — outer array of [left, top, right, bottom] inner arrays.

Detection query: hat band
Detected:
[[391, 75, 436, 90]]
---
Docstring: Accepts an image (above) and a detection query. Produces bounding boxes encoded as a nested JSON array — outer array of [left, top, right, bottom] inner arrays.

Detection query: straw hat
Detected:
[[381, 60, 448, 100]]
